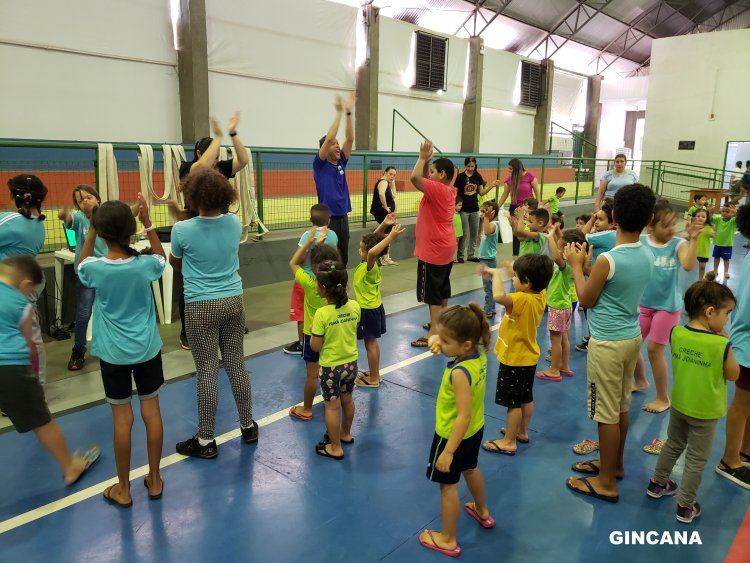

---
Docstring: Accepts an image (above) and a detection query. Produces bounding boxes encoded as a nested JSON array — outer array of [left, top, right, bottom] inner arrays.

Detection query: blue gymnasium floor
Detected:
[[1, 257, 749, 562]]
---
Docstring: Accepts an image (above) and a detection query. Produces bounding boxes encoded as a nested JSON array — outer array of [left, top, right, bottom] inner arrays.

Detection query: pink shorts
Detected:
[[289, 281, 304, 322], [547, 307, 572, 332], [639, 306, 681, 346]]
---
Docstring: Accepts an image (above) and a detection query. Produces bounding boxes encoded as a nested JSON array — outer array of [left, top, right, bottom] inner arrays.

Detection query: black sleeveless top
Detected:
[[370, 179, 395, 218]]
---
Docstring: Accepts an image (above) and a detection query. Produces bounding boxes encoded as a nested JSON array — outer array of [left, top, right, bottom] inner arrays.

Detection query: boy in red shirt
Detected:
[[410, 140, 458, 347]]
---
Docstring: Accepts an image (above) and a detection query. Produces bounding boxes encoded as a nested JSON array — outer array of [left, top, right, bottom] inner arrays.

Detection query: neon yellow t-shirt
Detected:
[[311, 299, 361, 367], [547, 196, 559, 213], [294, 268, 327, 335], [435, 352, 486, 439], [354, 261, 382, 309], [546, 263, 572, 310]]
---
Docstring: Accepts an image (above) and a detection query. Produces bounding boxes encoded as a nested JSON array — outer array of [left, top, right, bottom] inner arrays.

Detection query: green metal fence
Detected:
[[0, 139, 740, 254]]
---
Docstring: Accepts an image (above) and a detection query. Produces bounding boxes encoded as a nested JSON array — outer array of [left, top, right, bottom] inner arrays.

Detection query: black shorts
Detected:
[[495, 363, 536, 408], [697, 257, 709, 263], [357, 305, 387, 340], [100, 352, 164, 404], [0, 365, 52, 433], [426, 427, 483, 484], [417, 260, 453, 306], [302, 334, 319, 363]]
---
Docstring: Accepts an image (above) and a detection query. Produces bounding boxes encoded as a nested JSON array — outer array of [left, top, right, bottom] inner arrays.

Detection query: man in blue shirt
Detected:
[[313, 94, 355, 266]]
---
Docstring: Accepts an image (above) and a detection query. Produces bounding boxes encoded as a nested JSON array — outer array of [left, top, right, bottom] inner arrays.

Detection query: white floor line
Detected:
[[0, 322, 499, 536]]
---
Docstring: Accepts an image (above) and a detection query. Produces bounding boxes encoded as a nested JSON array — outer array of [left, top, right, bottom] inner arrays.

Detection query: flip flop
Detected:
[[482, 440, 516, 456], [642, 403, 671, 414], [322, 432, 354, 445], [571, 460, 623, 480], [536, 371, 562, 381], [144, 476, 163, 500], [560, 369, 574, 377], [355, 373, 380, 388], [411, 337, 429, 348], [67, 445, 101, 486], [464, 503, 495, 528], [500, 427, 529, 443], [643, 438, 665, 455], [103, 484, 133, 508], [289, 406, 312, 422], [315, 442, 344, 460], [419, 530, 461, 558], [572, 439, 599, 455], [566, 476, 619, 503]]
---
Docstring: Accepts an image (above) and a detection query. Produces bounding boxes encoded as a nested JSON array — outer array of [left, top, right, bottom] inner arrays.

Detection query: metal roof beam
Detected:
[[525, 0, 616, 60], [453, 0, 490, 36], [474, 0, 515, 37]]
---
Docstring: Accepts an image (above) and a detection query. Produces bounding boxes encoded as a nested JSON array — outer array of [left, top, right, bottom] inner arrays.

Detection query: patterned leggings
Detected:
[[185, 296, 253, 440]]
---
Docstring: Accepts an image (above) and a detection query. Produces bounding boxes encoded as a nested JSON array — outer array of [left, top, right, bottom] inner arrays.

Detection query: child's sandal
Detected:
[[572, 439, 599, 455]]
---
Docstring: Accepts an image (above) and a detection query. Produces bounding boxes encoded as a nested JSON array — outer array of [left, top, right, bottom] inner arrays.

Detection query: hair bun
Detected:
[[703, 271, 718, 282]]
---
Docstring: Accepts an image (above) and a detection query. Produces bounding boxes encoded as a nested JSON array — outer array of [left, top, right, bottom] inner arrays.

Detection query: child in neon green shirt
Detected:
[[712, 202, 737, 280]]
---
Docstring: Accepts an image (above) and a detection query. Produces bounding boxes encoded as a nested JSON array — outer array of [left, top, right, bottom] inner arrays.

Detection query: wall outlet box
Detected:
[[708, 113, 716, 121]]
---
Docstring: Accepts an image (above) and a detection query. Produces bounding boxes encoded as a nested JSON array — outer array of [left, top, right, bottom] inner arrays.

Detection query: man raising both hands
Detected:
[[314, 94, 355, 266]]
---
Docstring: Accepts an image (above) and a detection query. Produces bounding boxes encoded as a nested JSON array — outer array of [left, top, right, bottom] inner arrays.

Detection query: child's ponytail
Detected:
[[316, 260, 349, 308], [467, 302, 491, 350], [8, 175, 48, 221], [440, 301, 491, 350]]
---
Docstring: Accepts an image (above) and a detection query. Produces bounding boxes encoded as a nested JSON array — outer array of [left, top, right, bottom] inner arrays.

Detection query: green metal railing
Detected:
[[548, 121, 597, 159], [0, 139, 740, 254]]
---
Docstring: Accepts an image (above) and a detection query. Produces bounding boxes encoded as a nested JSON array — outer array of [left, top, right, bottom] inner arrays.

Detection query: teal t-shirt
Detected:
[[586, 230, 616, 262], [297, 228, 338, 275], [171, 214, 243, 304], [0, 282, 32, 366], [639, 235, 685, 312], [0, 212, 45, 260], [670, 325, 730, 419], [78, 255, 165, 364], [68, 211, 108, 274], [589, 242, 654, 341], [311, 299, 360, 367], [714, 217, 736, 247], [477, 221, 500, 260], [730, 253, 750, 367], [546, 263, 572, 310]]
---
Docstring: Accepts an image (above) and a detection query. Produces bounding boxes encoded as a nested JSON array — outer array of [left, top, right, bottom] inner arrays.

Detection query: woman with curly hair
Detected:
[[171, 168, 257, 459]]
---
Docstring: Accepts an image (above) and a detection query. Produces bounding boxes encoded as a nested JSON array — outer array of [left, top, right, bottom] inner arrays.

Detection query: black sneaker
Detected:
[[176, 436, 218, 459], [179, 333, 190, 350], [468, 257, 480, 263], [283, 340, 303, 355], [676, 501, 701, 523], [456, 257, 465, 263], [240, 420, 259, 444], [715, 460, 750, 490], [575, 338, 589, 352], [67, 351, 85, 371]]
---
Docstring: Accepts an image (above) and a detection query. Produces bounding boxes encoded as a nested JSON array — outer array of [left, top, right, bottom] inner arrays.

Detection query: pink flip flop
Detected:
[[464, 503, 495, 528], [560, 369, 574, 377], [536, 371, 562, 382], [288, 407, 312, 422], [419, 530, 461, 558]]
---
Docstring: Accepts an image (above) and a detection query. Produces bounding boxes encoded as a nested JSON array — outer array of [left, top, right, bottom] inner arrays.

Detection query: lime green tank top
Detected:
[[670, 325, 729, 419], [435, 352, 486, 439]]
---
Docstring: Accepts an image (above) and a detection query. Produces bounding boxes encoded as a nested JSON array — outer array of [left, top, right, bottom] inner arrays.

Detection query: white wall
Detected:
[[207, 0, 357, 148], [642, 29, 750, 168], [0, 0, 180, 142], [596, 76, 648, 160]]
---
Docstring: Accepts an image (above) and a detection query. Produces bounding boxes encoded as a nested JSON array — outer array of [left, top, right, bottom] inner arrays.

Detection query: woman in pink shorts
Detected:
[[633, 201, 700, 413]]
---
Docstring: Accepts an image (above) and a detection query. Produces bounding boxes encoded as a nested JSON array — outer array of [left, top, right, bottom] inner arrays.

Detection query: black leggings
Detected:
[[509, 204, 520, 256]]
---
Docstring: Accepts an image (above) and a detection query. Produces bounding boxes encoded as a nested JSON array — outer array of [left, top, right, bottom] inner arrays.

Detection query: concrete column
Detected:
[[532, 58, 554, 154], [355, 5, 379, 150], [176, 0, 210, 143], [583, 75, 602, 160], [460, 37, 484, 153]]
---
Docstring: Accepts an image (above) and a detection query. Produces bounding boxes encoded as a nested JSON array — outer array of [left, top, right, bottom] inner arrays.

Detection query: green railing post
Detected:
[[574, 158, 581, 204], [255, 152, 264, 223], [362, 155, 369, 228], [539, 157, 546, 200], [94, 145, 100, 193]]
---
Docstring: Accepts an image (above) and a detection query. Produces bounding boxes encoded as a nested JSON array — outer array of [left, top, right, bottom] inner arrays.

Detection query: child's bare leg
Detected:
[[713, 257, 720, 274], [426, 302, 448, 340], [292, 361, 318, 417], [542, 331, 562, 376], [364, 338, 380, 384], [520, 401, 534, 438], [437, 483, 460, 546], [463, 468, 490, 519], [698, 262, 706, 279], [643, 341, 670, 413], [33, 420, 87, 484], [724, 258, 731, 278], [561, 330, 571, 371], [140, 397, 163, 495], [722, 387, 750, 467], [340, 391, 355, 442], [632, 353, 650, 391], [296, 322, 303, 344], [110, 403, 134, 503], [486, 407, 519, 452], [322, 398, 344, 457]]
